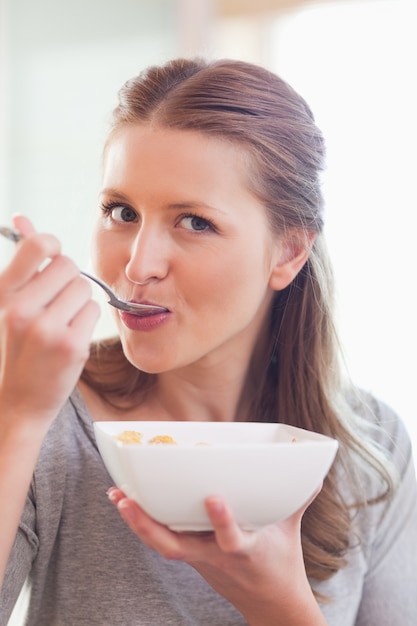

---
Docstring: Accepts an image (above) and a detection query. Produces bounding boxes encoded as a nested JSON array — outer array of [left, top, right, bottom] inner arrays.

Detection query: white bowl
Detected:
[[94, 421, 338, 531]]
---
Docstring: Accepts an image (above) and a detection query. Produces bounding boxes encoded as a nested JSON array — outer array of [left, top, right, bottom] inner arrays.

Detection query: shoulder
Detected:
[[345, 388, 417, 544], [348, 388, 413, 478], [354, 396, 417, 606]]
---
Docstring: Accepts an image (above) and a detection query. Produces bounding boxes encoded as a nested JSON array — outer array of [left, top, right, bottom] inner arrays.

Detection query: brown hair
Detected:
[[82, 58, 394, 588]]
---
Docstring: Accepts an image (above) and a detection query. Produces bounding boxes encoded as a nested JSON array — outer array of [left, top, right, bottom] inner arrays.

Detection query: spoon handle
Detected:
[[0, 226, 23, 243]]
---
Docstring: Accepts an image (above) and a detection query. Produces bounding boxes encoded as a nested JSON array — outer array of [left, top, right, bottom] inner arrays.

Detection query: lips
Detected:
[[119, 308, 171, 331]]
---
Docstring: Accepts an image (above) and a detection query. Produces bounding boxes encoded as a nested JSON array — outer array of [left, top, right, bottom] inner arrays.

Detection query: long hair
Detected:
[[82, 58, 395, 587]]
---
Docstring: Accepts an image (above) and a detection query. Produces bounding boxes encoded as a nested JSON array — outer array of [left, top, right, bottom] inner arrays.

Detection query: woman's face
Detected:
[[93, 125, 285, 374]]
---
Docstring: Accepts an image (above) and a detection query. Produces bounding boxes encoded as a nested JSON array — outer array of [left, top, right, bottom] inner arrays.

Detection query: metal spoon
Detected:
[[0, 226, 168, 317]]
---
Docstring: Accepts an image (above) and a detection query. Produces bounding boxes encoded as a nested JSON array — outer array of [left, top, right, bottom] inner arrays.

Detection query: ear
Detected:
[[268, 231, 316, 291]]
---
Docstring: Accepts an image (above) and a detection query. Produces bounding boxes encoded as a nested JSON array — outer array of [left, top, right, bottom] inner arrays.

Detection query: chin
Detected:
[[123, 348, 176, 375]]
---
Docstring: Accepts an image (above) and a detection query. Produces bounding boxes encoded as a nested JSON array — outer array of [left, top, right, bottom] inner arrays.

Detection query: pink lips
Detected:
[[119, 308, 171, 331]]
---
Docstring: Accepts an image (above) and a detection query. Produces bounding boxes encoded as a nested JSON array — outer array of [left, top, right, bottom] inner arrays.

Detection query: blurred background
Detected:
[[0, 0, 415, 449]]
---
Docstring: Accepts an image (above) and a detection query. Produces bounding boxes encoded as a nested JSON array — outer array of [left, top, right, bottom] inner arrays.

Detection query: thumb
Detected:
[[12, 214, 36, 237]]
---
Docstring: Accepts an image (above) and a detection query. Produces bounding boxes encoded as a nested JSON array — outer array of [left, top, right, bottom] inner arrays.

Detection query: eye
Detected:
[[101, 201, 138, 223], [110, 206, 138, 223], [179, 214, 215, 232]]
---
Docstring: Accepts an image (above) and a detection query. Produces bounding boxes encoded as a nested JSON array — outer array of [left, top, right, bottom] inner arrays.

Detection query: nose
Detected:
[[125, 225, 169, 286]]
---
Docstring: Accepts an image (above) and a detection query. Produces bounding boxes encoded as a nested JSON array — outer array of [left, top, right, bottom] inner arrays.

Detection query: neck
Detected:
[[151, 327, 272, 423]]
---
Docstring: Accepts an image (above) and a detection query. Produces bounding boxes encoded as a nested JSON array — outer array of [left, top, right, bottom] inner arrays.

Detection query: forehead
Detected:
[[105, 123, 248, 167], [103, 124, 253, 198]]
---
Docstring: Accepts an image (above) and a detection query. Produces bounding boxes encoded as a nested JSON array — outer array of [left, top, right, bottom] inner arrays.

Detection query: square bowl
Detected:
[[94, 421, 338, 531]]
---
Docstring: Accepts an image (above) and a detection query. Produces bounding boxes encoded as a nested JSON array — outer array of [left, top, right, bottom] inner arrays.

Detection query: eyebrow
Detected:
[[99, 189, 226, 215], [166, 201, 226, 215], [99, 189, 130, 202]]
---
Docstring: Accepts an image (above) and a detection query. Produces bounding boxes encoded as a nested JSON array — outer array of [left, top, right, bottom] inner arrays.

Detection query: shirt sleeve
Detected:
[[0, 494, 38, 625]]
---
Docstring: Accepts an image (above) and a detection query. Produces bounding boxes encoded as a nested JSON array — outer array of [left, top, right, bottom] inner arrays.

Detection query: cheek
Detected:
[[187, 249, 270, 316], [91, 230, 120, 280]]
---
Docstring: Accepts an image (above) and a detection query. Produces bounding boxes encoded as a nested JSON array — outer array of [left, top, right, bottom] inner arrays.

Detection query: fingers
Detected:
[[0, 219, 94, 332], [0, 255, 99, 351], [205, 496, 246, 553], [107, 485, 321, 565], [26, 260, 90, 321], [12, 214, 36, 237], [107, 489, 184, 559], [65, 297, 101, 344], [2, 256, 78, 318], [0, 224, 97, 329], [0, 220, 100, 419], [0, 233, 62, 294], [107, 488, 248, 564]]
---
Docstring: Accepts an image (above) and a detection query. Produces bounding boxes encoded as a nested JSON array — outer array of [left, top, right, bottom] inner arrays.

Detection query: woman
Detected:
[[0, 58, 416, 625]]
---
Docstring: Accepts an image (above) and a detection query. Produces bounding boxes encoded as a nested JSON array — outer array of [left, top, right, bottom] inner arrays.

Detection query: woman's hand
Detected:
[[107, 486, 327, 626], [0, 215, 100, 428], [0, 215, 101, 585]]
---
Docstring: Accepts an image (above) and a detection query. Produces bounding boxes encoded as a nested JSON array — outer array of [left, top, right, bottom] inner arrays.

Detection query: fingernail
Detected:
[[118, 499, 136, 522], [206, 496, 224, 514], [106, 488, 117, 502]]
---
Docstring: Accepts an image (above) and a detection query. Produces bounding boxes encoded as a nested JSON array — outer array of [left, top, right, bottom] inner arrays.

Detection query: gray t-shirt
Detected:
[[1, 388, 416, 625]]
